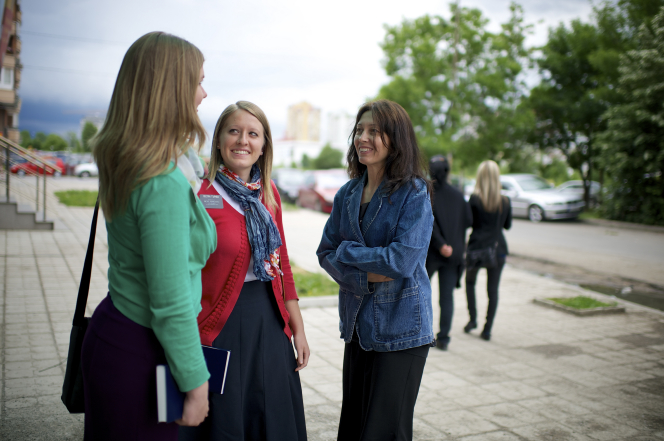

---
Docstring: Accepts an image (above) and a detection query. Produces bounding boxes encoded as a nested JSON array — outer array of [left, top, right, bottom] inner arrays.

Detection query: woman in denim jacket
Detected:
[[317, 100, 434, 441]]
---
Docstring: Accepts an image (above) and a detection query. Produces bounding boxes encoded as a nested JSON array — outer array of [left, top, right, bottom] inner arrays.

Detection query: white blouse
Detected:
[[211, 180, 258, 283]]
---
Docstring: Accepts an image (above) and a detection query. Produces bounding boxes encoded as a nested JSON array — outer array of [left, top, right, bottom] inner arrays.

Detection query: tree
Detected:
[[81, 122, 98, 153], [19, 130, 69, 151], [377, 2, 534, 169], [598, 8, 664, 225], [529, 0, 663, 206], [67, 131, 82, 152], [43, 133, 68, 151], [313, 144, 344, 169], [301, 154, 312, 169]]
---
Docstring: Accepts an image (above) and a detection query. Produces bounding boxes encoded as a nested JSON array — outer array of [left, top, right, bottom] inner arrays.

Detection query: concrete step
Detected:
[[0, 201, 54, 230]]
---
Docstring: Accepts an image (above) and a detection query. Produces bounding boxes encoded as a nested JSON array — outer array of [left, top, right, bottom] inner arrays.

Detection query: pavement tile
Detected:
[[421, 409, 499, 438], [5, 397, 39, 409], [480, 380, 547, 401], [490, 361, 547, 380], [561, 414, 641, 440], [412, 417, 447, 440], [457, 431, 524, 441], [512, 422, 589, 441], [471, 401, 549, 427], [516, 396, 593, 420]]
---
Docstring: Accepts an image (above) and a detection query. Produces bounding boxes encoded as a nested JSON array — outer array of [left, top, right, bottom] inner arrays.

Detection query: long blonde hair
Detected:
[[93, 32, 206, 219], [474, 160, 503, 212], [208, 101, 276, 211]]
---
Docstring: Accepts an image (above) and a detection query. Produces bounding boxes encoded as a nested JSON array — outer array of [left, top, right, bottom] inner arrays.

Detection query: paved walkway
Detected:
[[1, 177, 664, 440]]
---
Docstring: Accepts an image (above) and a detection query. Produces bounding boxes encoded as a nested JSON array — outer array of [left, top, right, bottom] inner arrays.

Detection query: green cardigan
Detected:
[[106, 166, 216, 392]]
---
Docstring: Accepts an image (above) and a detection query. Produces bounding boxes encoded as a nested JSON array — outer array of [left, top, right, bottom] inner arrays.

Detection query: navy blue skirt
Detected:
[[81, 295, 177, 441], [179, 281, 307, 441]]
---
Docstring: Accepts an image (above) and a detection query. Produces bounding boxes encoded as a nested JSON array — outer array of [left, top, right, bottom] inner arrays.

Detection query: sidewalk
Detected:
[[1, 180, 663, 440]]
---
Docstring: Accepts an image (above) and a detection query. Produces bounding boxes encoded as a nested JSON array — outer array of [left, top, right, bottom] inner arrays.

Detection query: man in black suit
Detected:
[[426, 156, 473, 351]]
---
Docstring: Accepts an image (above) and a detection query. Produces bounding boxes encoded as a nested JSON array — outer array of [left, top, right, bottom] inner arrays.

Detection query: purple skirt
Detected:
[[81, 295, 178, 441]]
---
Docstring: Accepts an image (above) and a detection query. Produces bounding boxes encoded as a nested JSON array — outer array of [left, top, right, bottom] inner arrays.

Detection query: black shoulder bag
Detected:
[[61, 199, 99, 413]]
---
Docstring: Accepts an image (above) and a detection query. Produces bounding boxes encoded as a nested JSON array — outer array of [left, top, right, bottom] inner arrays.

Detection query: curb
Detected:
[[533, 297, 626, 316], [298, 295, 338, 309], [581, 218, 664, 234]]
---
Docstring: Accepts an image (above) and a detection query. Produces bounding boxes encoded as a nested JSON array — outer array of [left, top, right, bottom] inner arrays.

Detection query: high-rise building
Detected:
[[0, 0, 21, 143], [326, 111, 354, 149], [286, 101, 320, 142]]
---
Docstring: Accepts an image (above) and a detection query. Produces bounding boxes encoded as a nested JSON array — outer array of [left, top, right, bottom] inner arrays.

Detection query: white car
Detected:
[[74, 162, 98, 178], [500, 174, 585, 222]]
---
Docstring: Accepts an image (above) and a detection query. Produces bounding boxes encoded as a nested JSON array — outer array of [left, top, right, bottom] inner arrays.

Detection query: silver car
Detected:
[[500, 174, 585, 222]]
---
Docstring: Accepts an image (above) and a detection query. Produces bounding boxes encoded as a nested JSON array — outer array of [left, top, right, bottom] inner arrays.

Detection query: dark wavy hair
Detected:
[[347, 99, 431, 198]]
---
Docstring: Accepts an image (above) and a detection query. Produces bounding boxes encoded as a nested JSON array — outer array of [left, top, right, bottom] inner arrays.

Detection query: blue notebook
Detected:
[[156, 346, 231, 423]]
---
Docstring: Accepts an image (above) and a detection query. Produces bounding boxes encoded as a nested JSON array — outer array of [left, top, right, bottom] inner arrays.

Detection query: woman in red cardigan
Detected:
[[179, 101, 309, 441]]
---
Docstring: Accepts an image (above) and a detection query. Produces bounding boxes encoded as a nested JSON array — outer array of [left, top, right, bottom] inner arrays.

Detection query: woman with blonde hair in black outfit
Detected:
[[464, 160, 512, 341]]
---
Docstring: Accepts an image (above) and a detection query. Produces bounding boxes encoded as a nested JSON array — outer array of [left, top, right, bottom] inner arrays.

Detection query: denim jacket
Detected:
[[317, 173, 435, 352]]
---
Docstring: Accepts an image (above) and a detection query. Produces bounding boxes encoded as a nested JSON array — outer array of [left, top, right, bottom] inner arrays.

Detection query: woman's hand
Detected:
[[440, 245, 453, 258], [293, 331, 310, 372], [176, 381, 209, 427], [367, 272, 394, 283]]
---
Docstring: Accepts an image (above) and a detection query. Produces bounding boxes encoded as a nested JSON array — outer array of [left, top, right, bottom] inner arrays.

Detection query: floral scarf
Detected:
[[176, 148, 205, 195], [215, 165, 282, 281]]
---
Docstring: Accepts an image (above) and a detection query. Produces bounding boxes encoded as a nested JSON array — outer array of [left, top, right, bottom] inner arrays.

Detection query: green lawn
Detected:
[[291, 264, 338, 297], [548, 295, 617, 309], [54, 190, 98, 207], [579, 209, 602, 220]]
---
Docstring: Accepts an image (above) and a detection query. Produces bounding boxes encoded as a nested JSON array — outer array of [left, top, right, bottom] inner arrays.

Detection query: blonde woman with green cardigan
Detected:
[[81, 32, 215, 440]]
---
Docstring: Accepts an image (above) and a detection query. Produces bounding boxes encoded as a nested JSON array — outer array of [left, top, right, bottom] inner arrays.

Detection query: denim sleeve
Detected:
[[336, 186, 433, 280], [316, 189, 370, 294]]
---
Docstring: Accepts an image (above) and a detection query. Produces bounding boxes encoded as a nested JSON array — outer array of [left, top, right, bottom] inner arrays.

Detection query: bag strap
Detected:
[[72, 199, 100, 327]]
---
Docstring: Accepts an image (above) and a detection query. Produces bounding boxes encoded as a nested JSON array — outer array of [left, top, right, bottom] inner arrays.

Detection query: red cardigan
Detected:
[[197, 179, 299, 346]]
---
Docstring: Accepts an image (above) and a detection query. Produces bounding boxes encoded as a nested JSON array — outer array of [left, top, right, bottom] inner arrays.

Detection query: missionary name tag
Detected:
[[200, 194, 224, 209]]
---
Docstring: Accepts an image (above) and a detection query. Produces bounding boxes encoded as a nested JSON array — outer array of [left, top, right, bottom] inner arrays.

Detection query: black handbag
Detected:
[[466, 203, 503, 270], [61, 199, 99, 413], [465, 242, 498, 269]]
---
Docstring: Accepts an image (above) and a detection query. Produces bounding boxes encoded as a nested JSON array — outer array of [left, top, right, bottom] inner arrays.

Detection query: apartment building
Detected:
[[0, 0, 20, 144]]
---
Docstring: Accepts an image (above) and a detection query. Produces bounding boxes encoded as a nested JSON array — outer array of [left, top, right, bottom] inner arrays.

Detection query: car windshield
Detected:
[[317, 173, 348, 189], [514, 176, 551, 191]]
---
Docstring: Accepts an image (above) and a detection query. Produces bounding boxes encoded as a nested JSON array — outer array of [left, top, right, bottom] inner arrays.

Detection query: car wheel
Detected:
[[80, 171, 91, 178], [54, 171, 62, 178], [528, 205, 544, 223], [17, 169, 25, 177], [314, 199, 322, 212]]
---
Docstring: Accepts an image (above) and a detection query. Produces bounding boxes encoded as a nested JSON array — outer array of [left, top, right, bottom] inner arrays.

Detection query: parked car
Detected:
[[500, 174, 585, 222], [297, 169, 349, 213], [556, 180, 601, 206], [74, 162, 99, 178], [10, 157, 64, 177], [272, 168, 306, 204]]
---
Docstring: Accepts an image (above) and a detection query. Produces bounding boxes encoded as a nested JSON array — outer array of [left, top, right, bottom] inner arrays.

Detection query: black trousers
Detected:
[[426, 261, 459, 344], [465, 258, 506, 334], [337, 339, 429, 441]]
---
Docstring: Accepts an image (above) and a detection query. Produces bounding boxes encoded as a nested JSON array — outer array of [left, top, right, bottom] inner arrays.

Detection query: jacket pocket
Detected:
[[373, 285, 421, 342]]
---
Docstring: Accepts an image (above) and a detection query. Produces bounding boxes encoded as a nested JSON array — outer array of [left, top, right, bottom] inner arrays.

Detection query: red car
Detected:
[[297, 169, 348, 213], [11, 157, 64, 177]]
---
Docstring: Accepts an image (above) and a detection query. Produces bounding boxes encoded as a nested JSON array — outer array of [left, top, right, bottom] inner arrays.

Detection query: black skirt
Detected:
[[179, 281, 307, 441]]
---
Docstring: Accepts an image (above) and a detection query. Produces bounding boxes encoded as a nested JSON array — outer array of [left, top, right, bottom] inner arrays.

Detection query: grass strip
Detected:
[[548, 295, 617, 309], [291, 264, 338, 297], [54, 190, 98, 207]]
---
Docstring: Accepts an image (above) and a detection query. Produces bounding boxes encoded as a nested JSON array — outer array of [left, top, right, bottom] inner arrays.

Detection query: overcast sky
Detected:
[[19, 0, 594, 147]]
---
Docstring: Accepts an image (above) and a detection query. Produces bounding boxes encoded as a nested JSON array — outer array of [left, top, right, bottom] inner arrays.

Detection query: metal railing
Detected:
[[0, 135, 63, 222]]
